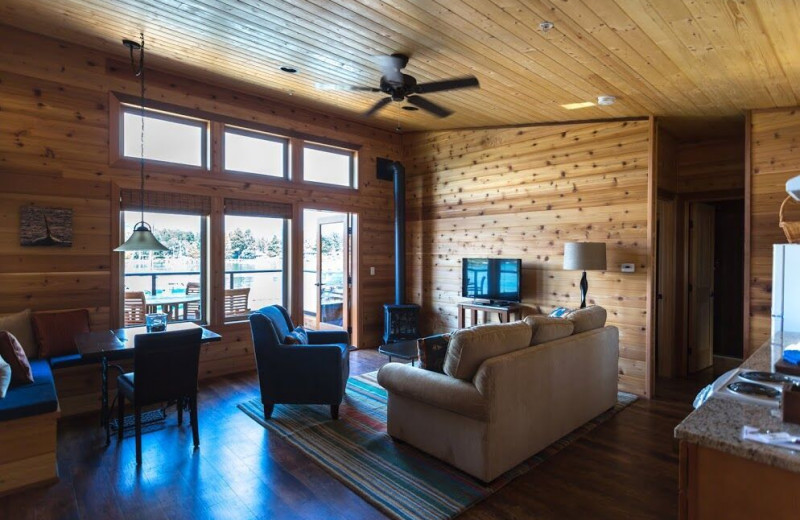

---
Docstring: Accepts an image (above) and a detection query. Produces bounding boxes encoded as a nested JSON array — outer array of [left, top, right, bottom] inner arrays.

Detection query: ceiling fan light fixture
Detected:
[[561, 101, 595, 110]]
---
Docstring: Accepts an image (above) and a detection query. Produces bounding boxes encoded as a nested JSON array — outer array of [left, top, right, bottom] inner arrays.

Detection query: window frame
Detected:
[[222, 125, 290, 179], [301, 142, 357, 189], [119, 209, 210, 327]]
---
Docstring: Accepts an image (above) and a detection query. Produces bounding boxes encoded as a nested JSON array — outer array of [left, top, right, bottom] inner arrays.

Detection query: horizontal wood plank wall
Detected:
[[748, 108, 800, 356], [677, 137, 745, 195], [403, 120, 652, 397], [0, 25, 399, 391]]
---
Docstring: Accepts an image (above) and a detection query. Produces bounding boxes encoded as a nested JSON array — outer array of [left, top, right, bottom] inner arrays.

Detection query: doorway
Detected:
[[302, 209, 353, 333]]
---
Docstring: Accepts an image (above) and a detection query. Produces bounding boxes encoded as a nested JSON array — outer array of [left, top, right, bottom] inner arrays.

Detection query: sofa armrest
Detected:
[[377, 363, 489, 421]]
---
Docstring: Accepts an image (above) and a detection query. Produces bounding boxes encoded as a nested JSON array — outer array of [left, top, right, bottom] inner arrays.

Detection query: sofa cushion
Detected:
[[567, 306, 607, 334], [444, 321, 532, 381], [524, 315, 574, 345], [0, 332, 33, 384], [32, 309, 90, 358], [0, 309, 37, 359], [417, 333, 451, 373], [284, 326, 309, 345], [0, 355, 10, 399], [0, 360, 58, 421]]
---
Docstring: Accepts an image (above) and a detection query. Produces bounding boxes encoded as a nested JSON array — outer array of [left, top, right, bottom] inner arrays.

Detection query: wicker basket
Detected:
[[780, 195, 800, 243]]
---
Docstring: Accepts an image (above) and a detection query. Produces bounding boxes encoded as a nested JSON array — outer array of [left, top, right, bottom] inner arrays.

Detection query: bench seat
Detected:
[[0, 360, 59, 422]]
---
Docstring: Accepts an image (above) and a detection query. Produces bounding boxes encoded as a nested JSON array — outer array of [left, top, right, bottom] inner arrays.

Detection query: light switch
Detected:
[[370, 266, 376, 276], [621, 263, 635, 273]]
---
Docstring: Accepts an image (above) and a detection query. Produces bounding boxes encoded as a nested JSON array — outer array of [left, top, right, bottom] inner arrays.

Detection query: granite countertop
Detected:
[[674, 333, 800, 474]]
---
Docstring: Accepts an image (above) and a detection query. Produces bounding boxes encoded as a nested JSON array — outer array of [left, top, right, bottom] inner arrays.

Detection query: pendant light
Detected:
[[114, 33, 169, 252]]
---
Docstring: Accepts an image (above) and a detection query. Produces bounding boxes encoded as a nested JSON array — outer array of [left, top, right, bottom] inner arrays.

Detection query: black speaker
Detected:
[[376, 157, 395, 181]]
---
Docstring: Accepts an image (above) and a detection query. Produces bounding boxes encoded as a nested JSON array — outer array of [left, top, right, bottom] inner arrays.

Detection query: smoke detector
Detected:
[[597, 95, 616, 106]]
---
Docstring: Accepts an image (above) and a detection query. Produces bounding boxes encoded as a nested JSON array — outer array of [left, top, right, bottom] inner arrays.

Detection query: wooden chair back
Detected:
[[185, 282, 201, 320], [124, 291, 147, 326], [224, 288, 251, 319]]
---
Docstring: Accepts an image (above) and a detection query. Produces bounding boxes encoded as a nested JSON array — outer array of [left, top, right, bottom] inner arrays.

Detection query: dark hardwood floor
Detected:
[[0, 350, 709, 520]]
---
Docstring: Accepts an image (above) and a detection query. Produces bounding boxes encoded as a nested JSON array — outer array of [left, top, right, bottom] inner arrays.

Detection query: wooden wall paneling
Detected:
[[676, 137, 745, 194], [747, 107, 800, 355], [0, 27, 399, 388], [404, 118, 653, 397], [0, 410, 59, 495], [646, 116, 657, 398], [743, 110, 752, 353]]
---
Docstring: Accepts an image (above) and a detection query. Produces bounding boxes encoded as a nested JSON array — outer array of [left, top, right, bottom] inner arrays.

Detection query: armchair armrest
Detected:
[[377, 363, 489, 421], [307, 329, 350, 345]]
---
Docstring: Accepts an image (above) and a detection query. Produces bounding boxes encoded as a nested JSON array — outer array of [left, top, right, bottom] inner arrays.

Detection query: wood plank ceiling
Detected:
[[2, 0, 799, 132]]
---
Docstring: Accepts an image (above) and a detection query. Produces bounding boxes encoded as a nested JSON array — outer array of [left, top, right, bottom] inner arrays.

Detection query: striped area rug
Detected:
[[238, 372, 637, 520]]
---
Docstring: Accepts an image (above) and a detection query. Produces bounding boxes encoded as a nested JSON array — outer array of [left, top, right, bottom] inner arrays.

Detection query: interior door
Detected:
[[316, 215, 349, 331], [657, 198, 677, 378], [689, 203, 715, 373]]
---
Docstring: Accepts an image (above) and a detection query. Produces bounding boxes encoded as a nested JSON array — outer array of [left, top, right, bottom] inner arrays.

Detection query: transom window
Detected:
[[224, 126, 288, 178], [122, 105, 207, 167], [303, 143, 356, 188]]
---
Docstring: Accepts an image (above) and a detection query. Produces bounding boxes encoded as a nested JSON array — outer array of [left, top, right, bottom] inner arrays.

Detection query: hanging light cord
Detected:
[[127, 33, 147, 229]]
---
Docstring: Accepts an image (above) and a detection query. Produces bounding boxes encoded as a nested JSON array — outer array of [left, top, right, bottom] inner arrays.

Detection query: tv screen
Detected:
[[461, 258, 521, 303]]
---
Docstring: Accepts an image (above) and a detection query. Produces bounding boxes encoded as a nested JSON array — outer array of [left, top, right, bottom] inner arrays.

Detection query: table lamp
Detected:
[[563, 242, 607, 308]]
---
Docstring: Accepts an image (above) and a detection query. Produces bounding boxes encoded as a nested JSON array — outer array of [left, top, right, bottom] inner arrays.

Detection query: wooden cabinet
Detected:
[[679, 441, 800, 519], [457, 302, 521, 328]]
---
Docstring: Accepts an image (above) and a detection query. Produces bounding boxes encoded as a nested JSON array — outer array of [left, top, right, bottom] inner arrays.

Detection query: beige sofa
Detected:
[[377, 307, 619, 482]]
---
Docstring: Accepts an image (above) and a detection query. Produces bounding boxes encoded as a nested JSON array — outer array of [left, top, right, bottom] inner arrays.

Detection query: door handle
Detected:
[[314, 283, 325, 287]]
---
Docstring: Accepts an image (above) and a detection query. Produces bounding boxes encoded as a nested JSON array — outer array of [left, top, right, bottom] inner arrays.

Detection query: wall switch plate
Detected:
[[621, 263, 635, 273], [370, 266, 375, 276]]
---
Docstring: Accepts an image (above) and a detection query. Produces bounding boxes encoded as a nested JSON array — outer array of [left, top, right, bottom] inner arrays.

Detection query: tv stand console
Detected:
[[457, 302, 522, 328]]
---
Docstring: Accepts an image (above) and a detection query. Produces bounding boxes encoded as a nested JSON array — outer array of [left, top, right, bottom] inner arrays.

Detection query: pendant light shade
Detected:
[[114, 222, 169, 252], [114, 33, 169, 253]]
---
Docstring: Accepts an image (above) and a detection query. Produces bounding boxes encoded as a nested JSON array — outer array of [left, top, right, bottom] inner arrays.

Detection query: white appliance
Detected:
[[704, 369, 793, 408], [772, 244, 800, 339]]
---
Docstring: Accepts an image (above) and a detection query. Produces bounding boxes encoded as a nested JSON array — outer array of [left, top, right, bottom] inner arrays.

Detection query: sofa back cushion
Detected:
[[32, 309, 90, 358], [444, 321, 532, 381], [0, 332, 33, 384], [566, 306, 607, 334], [0, 309, 37, 359], [524, 315, 574, 345]]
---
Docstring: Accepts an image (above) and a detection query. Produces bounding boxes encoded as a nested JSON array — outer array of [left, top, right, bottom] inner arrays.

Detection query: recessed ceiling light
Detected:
[[402, 106, 419, 111], [280, 66, 298, 74], [539, 21, 554, 33], [597, 95, 616, 106], [561, 101, 595, 110]]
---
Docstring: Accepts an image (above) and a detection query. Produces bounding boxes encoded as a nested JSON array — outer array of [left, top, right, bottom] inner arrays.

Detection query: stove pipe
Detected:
[[392, 161, 406, 305]]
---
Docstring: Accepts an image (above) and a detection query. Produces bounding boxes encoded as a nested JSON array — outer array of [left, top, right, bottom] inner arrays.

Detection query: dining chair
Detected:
[[116, 327, 203, 465], [224, 287, 251, 319], [185, 282, 201, 320], [123, 291, 147, 326]]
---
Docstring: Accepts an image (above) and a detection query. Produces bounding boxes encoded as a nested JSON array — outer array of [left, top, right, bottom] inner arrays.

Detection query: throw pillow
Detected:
[[566, 306, 607, 334], [523, 315, 574, 346], [0, 309, 37, 359], [0, 354, 11, 398], [0, 331, 33, 384], [32, 309, 90, 358], [284, 326, 309, 345], [416, 333, 451, 373], [444, 321, 532, 380], [548, 307, 572, 318]]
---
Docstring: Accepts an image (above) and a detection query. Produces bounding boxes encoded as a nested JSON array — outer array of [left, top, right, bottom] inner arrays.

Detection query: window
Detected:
[[122, 105, 207, 167], [224, 199, 291, 322], [122, 211, 206, 325], [224, 126, 288, 178], [303, 143, 356, 188]]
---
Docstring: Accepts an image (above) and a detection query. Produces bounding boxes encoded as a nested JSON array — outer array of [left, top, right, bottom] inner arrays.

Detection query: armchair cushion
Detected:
[[284, 326, 309, 345], [255, 306, 293, 340], [524, 316, 574, 346]]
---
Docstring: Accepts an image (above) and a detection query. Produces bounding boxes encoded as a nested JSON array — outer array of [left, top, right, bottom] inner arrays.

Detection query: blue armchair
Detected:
[[249, 305, 350, 420]]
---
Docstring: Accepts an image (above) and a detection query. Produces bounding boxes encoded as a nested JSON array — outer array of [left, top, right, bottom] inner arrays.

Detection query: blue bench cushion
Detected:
[[48, 353, 90, 370], [0, 359, 58, 421]]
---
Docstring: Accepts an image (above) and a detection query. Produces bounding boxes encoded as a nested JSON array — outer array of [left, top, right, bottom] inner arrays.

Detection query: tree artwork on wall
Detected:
[[20, 206, 73, 247]]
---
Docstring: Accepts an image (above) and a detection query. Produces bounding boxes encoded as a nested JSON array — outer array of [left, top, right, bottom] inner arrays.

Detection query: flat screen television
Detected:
[[461, 258, 522, 303]]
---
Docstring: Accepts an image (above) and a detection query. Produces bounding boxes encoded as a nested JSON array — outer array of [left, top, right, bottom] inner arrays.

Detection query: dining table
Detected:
[[74, 322, 222, 444], [145, 294, 201, 321]]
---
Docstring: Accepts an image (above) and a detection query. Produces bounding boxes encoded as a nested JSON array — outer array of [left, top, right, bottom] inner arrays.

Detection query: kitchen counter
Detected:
[[674, 333, 800, 475]]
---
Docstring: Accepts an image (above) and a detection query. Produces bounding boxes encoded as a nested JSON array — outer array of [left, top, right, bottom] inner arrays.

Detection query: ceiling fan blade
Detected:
[[315, 83, 381, 92], [373, 54, 407, 84], [406, 95, 453, 118], [414, 76, 480, 94], [350, 86, 383, 92], [364, 97, 393, 117]]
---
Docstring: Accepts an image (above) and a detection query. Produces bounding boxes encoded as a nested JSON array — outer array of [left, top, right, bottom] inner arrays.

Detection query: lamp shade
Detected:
[[114, 223, 169, 252], [563, 242, 606, 271]]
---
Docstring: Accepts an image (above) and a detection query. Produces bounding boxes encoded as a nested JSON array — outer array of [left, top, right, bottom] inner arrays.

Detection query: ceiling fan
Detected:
[[339, 54, 480, 118]]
